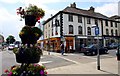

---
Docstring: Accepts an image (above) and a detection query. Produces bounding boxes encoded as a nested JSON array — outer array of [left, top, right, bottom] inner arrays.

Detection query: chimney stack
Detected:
[[88, 6, 95, 12], [70, 2, 76, 8]]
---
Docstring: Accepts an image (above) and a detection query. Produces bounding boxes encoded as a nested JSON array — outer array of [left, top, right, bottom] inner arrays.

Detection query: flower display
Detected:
[[4, 64, 47, 76], [16, 4, 45, 21], [19, 26, 43, 44], [7, 4, 47, 76], [13, 44, 43, 63]]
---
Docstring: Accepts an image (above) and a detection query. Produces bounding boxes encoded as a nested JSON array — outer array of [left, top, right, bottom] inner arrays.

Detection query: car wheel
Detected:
[[84, 53, 88, 56], [105, 50, 109, 54], [91, 51, 96, 55]]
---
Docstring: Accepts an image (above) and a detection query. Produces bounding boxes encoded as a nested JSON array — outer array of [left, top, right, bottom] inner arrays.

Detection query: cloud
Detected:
[[0, 0, 20, 4], [95, 2, 118, 17], [0, 6, 24, 40], [0, 0, 119, 41]]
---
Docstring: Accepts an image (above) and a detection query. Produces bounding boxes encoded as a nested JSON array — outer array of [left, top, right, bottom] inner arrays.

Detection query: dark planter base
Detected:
[[25, 15, 37, 26], [16, 54, 40, 63]]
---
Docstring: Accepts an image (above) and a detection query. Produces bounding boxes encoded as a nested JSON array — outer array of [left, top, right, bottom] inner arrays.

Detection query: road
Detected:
[[0, 48, 117, 75]]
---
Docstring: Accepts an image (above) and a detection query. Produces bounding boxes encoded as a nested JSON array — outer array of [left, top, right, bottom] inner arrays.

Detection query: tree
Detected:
[[6, 35, 16, 44]]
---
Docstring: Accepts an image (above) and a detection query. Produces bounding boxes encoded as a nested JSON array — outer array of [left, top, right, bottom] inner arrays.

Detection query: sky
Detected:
[[0, 0, 119, 41]]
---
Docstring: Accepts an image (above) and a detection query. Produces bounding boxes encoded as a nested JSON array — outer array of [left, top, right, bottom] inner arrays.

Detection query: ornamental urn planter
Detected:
[[15, 47, 42, 63], [25, 15, 37, 26]]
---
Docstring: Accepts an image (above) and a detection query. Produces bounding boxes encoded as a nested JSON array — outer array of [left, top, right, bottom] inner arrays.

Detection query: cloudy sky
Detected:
[[0, 0, 119, 41]]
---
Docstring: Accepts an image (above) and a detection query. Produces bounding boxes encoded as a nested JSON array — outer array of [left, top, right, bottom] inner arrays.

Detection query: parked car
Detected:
[[106, 43, 118, 49], [8, 44, 15, 50], [81, 44, 108, 56]]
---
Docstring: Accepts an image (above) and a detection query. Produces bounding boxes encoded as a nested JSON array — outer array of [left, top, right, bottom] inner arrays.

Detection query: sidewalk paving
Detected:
[[42, 51, 119, 75]]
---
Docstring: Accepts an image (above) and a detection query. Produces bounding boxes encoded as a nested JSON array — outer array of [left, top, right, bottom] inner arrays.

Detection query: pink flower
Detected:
[[40, 70, 44, 75], [8, 72, 12, 76]]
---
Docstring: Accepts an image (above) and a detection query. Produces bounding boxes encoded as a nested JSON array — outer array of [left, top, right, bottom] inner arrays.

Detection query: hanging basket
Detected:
[[15, 46, 42, 63], [25, 15, 37, 26]]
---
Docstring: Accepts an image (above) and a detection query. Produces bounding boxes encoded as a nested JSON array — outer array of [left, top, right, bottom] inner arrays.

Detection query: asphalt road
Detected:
[[0, 48, 117, 75]]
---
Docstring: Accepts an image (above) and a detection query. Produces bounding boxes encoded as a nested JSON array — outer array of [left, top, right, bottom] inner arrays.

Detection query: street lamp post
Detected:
[[92, 25, 100, 70], [95, 26, 100, 70]]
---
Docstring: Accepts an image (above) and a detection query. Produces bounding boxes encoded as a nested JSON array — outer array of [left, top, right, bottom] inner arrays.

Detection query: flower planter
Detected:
[[16, 53, 40, 63], [25, 15, 37, 26], [15, 47, 42, 63], [19, 33, 37, 44]]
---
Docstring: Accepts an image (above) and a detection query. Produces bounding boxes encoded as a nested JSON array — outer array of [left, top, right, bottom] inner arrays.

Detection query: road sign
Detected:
[[95, 27, 99, 35]]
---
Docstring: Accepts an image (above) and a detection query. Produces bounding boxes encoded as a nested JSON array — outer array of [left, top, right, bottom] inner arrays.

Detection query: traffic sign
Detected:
[[95, 27, 99, 35]]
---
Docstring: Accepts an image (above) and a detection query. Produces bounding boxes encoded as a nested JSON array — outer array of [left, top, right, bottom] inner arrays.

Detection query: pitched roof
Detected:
[[62, 6, 109, 19], [109, 15, 120, 20]]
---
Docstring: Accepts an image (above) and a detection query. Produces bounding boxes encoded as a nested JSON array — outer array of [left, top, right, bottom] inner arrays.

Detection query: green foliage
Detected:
[[19, 26, 43, 44], [26, 4, 45, 18], [6, 35, 15, 44], [17, 4, 45, 19]]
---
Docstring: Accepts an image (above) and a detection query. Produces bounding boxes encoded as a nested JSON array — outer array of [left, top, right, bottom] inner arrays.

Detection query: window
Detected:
[[87, 18, 91, 24], [55, 19, 60, 27], [106, 29, 109, 35], [51, 20, 53, 27], [69, 25, 73, 34], [110, 21, 113, 27], [115, 30, 118, 36], [115, 22, 117, 28], [105, 20, 108, 26], [87, 27, 91, 35], [68, 14, 73, 22], [78, 16, 82, 23], [111, 29, 113, 36], [78, 26, 82, 34], [52, 29, 53, 36], [95, 19, 98, 25], [55, 27, 58, 35]]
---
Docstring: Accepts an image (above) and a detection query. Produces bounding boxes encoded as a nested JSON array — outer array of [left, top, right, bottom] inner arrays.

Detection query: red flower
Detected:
[[38, 21, 40, 23], [4, 69, 9, 73], [36, 17, 41, 20]]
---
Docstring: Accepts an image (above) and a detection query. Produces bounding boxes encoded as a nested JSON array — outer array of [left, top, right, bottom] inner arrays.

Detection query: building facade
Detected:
[[43, 3, 120, 53], [0, 34, 4, 44]]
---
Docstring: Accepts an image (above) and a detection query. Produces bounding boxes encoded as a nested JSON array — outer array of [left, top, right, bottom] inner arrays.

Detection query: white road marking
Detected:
[[56, 55, 80, 64], [38, 61, 53, 65]]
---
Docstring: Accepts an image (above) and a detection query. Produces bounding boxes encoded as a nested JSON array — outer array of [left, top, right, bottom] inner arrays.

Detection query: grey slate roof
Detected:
[[62, 6, 109, 19]]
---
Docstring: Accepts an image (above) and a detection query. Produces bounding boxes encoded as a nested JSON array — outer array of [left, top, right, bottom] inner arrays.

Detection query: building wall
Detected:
[[0, 35, 4, 44], [43, 9, 119, 52]]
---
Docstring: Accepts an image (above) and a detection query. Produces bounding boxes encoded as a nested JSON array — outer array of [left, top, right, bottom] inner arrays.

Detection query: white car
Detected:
[[8, 44, 15, 50]]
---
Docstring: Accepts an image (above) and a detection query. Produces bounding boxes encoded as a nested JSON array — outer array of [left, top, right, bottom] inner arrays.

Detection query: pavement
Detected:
[[0, 49, 119, 76], [42, 50, 120, 75]]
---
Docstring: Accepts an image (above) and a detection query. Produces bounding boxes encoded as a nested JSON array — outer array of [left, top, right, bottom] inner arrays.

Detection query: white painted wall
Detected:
[[63, 13, 102, 37]]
